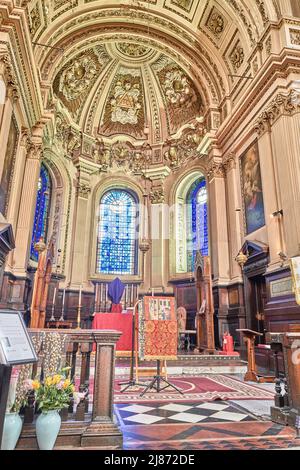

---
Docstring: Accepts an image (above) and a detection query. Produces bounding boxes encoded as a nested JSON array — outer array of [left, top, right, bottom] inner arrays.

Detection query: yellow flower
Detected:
[[70, 385, 75, 393], [62, 379, 70, 389], [32, 380, 40, 390], [45, 376, 53, 386], [52, 374, 62, 385]]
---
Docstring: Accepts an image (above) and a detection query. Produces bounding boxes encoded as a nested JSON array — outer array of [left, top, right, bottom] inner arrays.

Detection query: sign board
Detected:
[[0, 310, 37, 366]]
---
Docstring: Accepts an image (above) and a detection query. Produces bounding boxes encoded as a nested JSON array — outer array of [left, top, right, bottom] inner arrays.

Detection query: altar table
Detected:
[[92, 312, 132, 352]]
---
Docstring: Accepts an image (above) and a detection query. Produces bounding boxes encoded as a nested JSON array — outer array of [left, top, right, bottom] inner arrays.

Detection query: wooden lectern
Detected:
[[237, 329, 274, 383]]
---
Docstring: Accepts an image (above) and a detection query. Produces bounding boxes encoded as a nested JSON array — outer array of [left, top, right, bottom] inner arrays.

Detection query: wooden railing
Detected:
[[267, 330, 300, 428], [17, 329, 123, 449]]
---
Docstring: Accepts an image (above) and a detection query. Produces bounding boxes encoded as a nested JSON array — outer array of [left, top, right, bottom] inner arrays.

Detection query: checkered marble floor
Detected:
[[115, 401, 257, 426]]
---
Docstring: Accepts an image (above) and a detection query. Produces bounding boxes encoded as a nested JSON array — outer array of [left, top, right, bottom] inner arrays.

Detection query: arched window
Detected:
[[30, 164, 52, 262], [96, 189, 139, 275], [186, 178, 208, 272]]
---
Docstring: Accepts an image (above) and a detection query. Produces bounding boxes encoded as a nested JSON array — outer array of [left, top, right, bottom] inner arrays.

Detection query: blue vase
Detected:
[[36, 410, 61, 450], [1, 412, 23, 450]]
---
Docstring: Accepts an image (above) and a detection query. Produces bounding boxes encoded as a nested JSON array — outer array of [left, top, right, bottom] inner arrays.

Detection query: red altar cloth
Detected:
[[92, 312, 132, 351]]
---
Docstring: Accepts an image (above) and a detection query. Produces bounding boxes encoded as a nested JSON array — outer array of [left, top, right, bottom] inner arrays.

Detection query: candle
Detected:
[[79, 285, 82, 307], [62, 289, 66, 309], [53, 287, 57, 305]]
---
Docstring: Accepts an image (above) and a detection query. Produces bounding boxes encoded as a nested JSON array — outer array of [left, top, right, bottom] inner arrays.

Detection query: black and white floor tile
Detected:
[[115, 401, 257, 426]]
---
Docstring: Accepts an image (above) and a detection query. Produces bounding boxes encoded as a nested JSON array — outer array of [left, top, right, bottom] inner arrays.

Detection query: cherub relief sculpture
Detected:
[[59, 56, 98, 102], [110, 78, 141, 125]]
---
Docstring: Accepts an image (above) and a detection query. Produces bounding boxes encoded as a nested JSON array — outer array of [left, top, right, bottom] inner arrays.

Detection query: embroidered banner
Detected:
[[138, 296, 177, 361]]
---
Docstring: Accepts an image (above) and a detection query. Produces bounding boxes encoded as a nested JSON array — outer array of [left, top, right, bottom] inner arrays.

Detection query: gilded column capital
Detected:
[[223, 153, 236, 173], [207, 159, 225, 183], [26, 140, 43, 161], [76, 181, 91, 199]]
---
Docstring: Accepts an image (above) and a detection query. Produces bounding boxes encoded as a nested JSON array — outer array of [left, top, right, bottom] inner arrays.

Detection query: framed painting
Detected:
[[240, 141, 265, 235], [0, 116, 19, 216]]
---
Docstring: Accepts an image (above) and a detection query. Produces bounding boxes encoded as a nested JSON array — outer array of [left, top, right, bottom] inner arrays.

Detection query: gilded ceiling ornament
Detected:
[[170, 0, 193, 13], [110, 79, 142, 126], [229, 42, 245, 72], [59, 57, 97, 102], [116, 43, 151, 58], [100, 68, 145, 139], [53, 48, 109, 121], [206, 9, 225, 39], [29, 4, 41, 36], [152, 55, 203, 134]]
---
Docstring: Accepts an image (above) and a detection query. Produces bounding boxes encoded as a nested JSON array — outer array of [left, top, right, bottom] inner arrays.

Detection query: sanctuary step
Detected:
[[115, 355, 247, 376]]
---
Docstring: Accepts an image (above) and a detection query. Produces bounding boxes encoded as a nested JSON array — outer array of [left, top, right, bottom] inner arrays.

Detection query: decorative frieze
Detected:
[[254, 90, 300, 135]]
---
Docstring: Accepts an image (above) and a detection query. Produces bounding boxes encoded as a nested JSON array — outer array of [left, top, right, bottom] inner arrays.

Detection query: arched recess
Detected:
[[170, 169, 209, 278], [89, 176, 145, 282], [29, 152, 72, 274]]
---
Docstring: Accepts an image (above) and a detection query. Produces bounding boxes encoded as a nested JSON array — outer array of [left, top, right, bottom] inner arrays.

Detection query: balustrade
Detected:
[[16, 329, 122, 449]]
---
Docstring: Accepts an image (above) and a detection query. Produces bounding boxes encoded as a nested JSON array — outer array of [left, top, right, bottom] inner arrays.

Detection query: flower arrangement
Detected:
[[6, 365, 33, 414], [28, 368, 75, 413]]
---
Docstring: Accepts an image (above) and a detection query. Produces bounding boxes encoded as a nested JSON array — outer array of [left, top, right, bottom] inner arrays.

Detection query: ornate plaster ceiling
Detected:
[[52, 42, 204, 143], [21, 0, 280, 146]]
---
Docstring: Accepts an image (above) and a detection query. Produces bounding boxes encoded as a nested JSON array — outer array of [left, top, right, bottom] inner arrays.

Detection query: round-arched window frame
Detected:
[[96, 189, 139, 275]]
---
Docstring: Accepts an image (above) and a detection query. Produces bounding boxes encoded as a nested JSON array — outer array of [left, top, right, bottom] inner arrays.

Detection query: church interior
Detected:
[[1, 0, 300, 453]]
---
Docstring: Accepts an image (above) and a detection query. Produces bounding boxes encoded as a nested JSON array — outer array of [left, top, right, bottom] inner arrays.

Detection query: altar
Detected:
[[92, 312, 133, 352]]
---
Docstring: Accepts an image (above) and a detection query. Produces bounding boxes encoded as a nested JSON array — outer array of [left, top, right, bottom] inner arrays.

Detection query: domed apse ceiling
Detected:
[[52, 41, 204, 143]]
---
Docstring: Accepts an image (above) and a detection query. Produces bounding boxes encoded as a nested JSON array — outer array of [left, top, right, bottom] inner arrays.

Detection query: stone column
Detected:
[[13, 132, 43, 277], [268, 107, 300, 258], [6, 130, 28, 270], [223, 154, 243, 282], [148, 169, 172, 294], [207, 156, 230, 284], [69, 158, 92, 288], [0, 51, 19, 178], [255, 121, 284, 269]]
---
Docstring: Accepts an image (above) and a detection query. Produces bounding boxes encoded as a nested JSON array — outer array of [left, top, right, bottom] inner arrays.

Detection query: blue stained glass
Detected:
[[30, 164, 52, 262], [187, 178, 208, 271], [96, 189, 138, 275]]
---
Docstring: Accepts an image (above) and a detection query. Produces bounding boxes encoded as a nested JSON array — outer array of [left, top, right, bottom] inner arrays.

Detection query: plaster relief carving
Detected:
[[206, 8, 226, 39], [229, 42, 245, 72]]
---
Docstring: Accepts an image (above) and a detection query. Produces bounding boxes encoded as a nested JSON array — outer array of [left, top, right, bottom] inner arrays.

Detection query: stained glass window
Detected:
[[96, 189, 138, 275], [186, 178, 208, 271], [30, 164, 52, 262]]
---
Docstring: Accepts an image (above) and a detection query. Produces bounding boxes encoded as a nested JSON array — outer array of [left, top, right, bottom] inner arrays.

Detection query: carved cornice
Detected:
[[254, 89, 300, 135]]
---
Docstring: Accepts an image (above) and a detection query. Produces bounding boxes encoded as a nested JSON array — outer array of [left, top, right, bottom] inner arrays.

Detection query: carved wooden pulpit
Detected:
[[194, 252, 216, 354], [30, 239, 55, 329]]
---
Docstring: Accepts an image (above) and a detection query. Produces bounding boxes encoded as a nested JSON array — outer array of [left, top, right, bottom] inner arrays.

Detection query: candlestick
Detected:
[[59, 288, 66, 321], [77, 285, 82, 329], [79, 285, 82, 307], [49, 287, 57, 321]]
